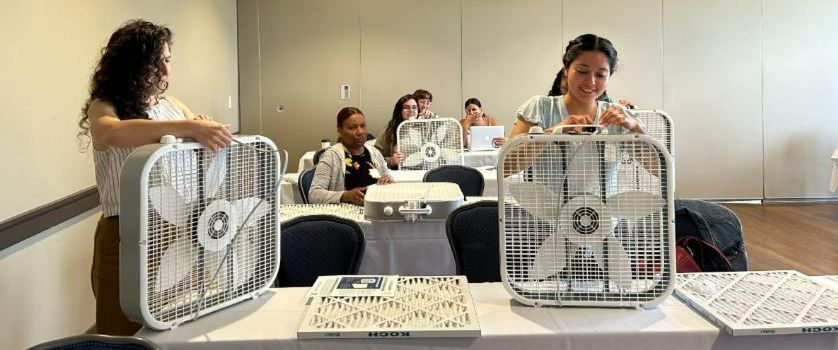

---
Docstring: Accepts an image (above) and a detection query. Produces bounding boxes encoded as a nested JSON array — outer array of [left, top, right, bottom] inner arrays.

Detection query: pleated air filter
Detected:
[[498, 130, 675, 308], [396, 118, 463, 170], [676, 271, 838, 336], [120, 135, 280, 330]]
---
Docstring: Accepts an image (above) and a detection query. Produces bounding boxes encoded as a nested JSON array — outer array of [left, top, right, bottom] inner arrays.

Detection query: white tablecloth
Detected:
[[831, 146, 837, 192], [298, 149, 499, 172], [281, 167, 498, 204], [137, 282, 836, 350]]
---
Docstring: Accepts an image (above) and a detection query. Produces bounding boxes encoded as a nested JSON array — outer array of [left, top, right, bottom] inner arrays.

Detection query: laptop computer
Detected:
[[469, 125, 505, 151]]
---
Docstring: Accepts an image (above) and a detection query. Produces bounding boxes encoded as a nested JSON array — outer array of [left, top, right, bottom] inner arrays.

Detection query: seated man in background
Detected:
[[414, 89, 439, 119], [309, 107, 394, 205]]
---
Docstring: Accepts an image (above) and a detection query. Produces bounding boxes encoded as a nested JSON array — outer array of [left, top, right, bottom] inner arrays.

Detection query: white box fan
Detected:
[[396, 118, 464, 170], [120, 135, 281, 330], [364, 182, 464, 221], [498, 128, 675, 308]]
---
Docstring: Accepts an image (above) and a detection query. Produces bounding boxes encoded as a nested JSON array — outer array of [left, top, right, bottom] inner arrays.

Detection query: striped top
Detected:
[[94, 97, 185, 217]]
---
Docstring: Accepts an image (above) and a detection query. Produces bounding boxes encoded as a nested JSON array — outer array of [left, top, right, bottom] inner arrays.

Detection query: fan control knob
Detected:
[[383, 206, 394, 216], [160, 135, 178, 144]]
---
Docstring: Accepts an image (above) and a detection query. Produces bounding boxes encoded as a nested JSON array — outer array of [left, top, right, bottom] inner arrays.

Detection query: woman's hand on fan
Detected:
[[600, 105, 640, 132], [189, 119, 233, 151], [377, 176, 393, 185], [558, 114, 593, 134], [341, 187, 367, 206], [390, 147, 404, 167], [194, 114, 214, 121]]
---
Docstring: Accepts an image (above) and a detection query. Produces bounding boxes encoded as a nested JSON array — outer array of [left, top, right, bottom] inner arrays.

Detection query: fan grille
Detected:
[[499, 133, 673, 307], [143, 138, 278, 325], [396, 118, 463, 170], [631, 109, 674, 156]]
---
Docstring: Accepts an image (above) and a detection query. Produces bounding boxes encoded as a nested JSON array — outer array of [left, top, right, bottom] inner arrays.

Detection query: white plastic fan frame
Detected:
[[497, 132, 676, 308], [631, 109, 674, 157], [396, 118, 464, 170], [120, 135, 280, 330]]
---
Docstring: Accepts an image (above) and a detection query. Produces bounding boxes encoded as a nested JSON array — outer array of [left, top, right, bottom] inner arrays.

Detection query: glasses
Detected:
[[402, 105, 418, 110]]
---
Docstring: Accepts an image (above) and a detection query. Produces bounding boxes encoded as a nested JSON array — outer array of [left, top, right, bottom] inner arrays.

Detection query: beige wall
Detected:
[[0, 1, 238, 348], [240, 0, 838, 199], [0, 0, 239, 222]]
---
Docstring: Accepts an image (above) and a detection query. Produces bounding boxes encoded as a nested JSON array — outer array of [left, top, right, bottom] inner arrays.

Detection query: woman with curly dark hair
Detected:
[[81, 19, 232, 335]]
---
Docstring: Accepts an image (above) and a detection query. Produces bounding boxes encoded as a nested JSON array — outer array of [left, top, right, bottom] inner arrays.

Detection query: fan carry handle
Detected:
[[552, 124, 609, 134], [398, 200, 432, 221]]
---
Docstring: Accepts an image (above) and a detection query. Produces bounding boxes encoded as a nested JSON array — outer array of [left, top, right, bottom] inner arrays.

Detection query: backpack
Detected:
[[674, 199, 747, 272]]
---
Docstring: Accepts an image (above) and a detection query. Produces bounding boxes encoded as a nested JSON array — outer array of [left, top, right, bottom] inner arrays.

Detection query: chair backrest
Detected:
[[27, 334, 159, 350], [298, 168, 317, 204], [445, 200, 500, 282], [423, 165, 484, 197], [275, 215, 365, 287], [312, 148, 328, 166]]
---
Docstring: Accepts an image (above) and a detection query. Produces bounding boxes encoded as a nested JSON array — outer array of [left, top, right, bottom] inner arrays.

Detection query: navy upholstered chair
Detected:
[[27, 334, 158, 350], [275, 215, 365, 287], [445, 200, 501, 282], [423, 165, 484, 197], [297, 168, 317, 204]]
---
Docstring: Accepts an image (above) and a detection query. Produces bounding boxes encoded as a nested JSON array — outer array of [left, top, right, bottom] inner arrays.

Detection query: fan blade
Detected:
[[403, 127, 423, 150], [204, 148, 228, 199], [602, 236, 633, 290], [564, 142, 601, 195], [149, 185, 190, 227], [234, 197, 270, 228], [507, 182, 562, 221], [530, 233, 568, 280], [403, 152, 424, 167], [440, 148, 461, 164], [197, 200, 238, 252], [162, 151, 199, 204], [606, 191, 664, 220], [232, 236, 257, 289], [154, 237, 196, 292], [434, 122, 449, 144]]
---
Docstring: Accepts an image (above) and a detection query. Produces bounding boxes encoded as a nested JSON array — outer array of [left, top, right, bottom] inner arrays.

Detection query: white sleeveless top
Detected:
[[94, 98, 185, 217]]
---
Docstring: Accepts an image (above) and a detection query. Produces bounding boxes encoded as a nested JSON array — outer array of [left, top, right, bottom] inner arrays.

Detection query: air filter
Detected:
[[676, 270, 838, 336]]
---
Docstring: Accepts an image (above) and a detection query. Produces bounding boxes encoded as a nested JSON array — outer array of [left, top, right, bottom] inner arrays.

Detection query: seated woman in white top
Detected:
[[509, 34, 643, 138], [309, 107, 394, 205]]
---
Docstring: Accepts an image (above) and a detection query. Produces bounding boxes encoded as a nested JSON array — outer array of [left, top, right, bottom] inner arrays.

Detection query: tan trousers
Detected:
[[90, 215, 141, 335]]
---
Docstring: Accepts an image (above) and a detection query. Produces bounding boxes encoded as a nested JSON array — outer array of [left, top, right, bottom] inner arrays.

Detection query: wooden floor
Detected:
[[722, 202, 838, 276]]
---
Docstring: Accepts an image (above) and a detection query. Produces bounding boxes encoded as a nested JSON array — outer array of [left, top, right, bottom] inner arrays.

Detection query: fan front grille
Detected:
[[396, 118, 463, 170], [143, 139, 278, 325], [499, 134, 673, 306]]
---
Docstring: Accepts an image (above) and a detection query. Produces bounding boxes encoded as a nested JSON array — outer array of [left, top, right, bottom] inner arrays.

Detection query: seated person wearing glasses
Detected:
[[374, 94, 417, 169], [414, 89, 438, 119], [309, 107, 394, 206]]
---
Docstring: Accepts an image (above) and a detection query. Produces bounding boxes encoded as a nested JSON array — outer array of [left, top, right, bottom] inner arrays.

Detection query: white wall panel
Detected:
[[563, 0, 664, 109], [763, 0, 838, 199], [461, 0, 563, 127], [663, 0, 763, 199], [257, 0, 361, 163], [360, 0, 462, 132]]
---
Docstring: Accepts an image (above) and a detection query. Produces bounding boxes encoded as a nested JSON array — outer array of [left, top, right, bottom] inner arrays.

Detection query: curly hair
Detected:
[[78, 19, 173, 143]]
